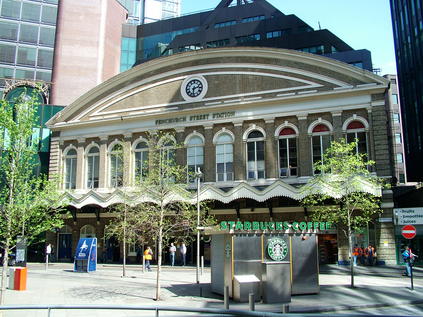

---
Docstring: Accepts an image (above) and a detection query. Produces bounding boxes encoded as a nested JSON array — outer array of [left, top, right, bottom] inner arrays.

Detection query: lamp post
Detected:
[[195, 167, 203, 285]]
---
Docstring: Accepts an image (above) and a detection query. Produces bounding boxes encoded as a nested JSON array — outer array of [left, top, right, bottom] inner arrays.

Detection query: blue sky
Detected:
[[181, 0, 397, 75]]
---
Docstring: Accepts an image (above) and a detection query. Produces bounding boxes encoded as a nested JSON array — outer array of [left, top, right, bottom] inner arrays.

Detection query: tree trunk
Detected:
[[348, 214, 354, 288], [123, 208, 127, 277], [1, 242, 10, 305], [155, 205, 164, 301]]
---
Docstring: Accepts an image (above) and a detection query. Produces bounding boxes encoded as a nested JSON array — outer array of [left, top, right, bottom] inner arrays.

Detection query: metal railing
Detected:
[[0, 304, 286, 317]]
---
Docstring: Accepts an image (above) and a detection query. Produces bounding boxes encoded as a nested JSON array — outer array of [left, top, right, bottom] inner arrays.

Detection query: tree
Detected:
[[0, 90, 66, 304], [301, 139, 384, 288], [105, 132, 215, 300]]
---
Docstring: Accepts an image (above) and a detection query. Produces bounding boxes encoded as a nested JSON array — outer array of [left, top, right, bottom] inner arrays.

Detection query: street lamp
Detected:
[[195, 167, 203, 285]]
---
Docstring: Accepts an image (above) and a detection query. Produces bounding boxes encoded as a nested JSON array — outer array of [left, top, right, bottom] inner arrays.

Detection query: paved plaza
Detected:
[[1, 263, 423, 316]]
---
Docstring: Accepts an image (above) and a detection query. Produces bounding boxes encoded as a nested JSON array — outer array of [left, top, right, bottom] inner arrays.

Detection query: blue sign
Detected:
[[74, 238, 97, 272]]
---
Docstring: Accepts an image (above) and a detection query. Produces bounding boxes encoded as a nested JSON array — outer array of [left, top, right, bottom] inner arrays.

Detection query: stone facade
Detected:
[[46, 47, 396, 264]]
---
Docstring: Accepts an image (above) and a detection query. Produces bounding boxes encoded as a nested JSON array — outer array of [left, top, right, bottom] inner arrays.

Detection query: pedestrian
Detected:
[[169, 243, 176, 266], [180, 243, 187, 266], [366, 245, 375, 266], [352, 244, 359, 266], [402, 246, 417, 276], [358, 245, 365, 265], [144, 246, 153, 272]]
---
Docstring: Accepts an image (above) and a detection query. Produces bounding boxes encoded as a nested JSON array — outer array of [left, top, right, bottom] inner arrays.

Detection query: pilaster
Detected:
[[75, 138, 86, 189], [123, 133, 132, 186], [99, 135, 108, 188], [297, 115, 312, 176], [204, 126, 215, 182], [265, 119, 277, 179], [332, 111, 343, 141], [233, 122, 245, 181]]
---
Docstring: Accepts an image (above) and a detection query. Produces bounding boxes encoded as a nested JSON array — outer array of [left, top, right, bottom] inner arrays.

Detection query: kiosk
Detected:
[[74, 238, 97, 272], [210, 221, 325, 304]]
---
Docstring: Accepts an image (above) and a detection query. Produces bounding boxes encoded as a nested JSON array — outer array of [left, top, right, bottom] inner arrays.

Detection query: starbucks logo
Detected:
[[267, 237, 288, 261]]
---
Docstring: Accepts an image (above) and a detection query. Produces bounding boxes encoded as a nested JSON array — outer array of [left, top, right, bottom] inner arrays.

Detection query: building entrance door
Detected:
[[318, 234, 338, 264], [58, 233, 72, 261]]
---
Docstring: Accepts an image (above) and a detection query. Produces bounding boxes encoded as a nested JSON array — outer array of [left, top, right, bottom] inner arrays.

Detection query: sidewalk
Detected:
[[1, 263, 422, 316]]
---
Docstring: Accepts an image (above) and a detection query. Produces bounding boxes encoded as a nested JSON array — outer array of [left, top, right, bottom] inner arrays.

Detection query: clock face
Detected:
[[185, 79, 203, 98]]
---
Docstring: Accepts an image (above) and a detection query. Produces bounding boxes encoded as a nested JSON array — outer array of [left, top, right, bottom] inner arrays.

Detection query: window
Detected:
[[206, 39, 229, 48], [393, 113, 400, 123], [21, 2, 41, 22], [214, 20, 236, 28], [396, 153, 404, 163], [346, 121, 367, 156], [266, 30, 289, 39], [39, 27, 55, 46], [216, 133, 233, 182], [109, 143, 123, 187], [246, 130, 265, 180], [64, 148, 77, 189], [241, 15, 265, 23], [278, 128, 297, 177], [17, 46, 36, 66], [187, 135, 204, 182], [349, 61, 364, 69], [311, 124, 331, 174], [37, 49, 53, 68], [134, 141, 149, 182], [299, 45, 325, 55], [41, 5, 57, 24], [0, 21, 18, 41], [390, 78, 397, 85], [80, 225, 95, 238], [395, 133, 402, 144], [86, 146, 99, 189], [19, 24, 39, 44], [392, 94, 399, 104], [0, 43, 16, 63], [0, 0, 21, 19], [236, 34, 260, 44]]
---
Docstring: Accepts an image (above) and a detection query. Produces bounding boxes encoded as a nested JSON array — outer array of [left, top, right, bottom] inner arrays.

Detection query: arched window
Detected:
[[186, 135, 204, 182], [311, 124, 332, 174], [109, 143, 123, 187], [278, 128, 297, 177], [134, 141, 149, 182], [64, 148, 77, 189], [346, 121, 367, 156], [86, 146, 99, 189], [247, 130, 265, 180], [80, 225, 96, 238], [215, 133, 234, 182], [160, 137, 176, 163]]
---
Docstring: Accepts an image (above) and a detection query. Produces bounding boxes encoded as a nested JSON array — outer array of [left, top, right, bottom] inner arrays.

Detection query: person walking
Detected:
[[402, 246, 417, 276], [180, 243, 187, 266], [169, 243, 176, 266], [144, 246, 153, 272], [366, 245, 375, 266], [352, 244, 359, 266]]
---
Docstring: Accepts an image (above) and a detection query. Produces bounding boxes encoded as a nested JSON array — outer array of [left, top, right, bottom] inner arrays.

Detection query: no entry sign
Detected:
[[401, 225, 417, 239]]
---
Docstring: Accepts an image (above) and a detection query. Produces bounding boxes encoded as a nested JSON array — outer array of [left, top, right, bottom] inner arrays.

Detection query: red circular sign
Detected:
[[401, 225, 417, 239]]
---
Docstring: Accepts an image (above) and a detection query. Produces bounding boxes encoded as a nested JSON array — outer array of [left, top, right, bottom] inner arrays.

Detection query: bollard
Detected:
[[249, 293, 255, 311], [201, 256, 204, 275], [282, 304, 290, 313], [199, 286, 203, 297], [45, 254, 49, 271], [142, 257, 145, 273], [224, 285, 229, 310]]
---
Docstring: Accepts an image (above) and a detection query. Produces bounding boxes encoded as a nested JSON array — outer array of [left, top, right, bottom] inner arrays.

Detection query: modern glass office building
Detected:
[[390, 0, 423, 182]]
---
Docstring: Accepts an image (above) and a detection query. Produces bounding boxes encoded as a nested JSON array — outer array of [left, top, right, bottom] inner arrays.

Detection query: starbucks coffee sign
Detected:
[[219, 221, 331, 232], [267, 237, 288, 261]]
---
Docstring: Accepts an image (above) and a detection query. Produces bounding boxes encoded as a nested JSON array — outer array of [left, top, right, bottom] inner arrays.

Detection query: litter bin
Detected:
[[233, 274, 260, 302], [9, 267, 27, 291]]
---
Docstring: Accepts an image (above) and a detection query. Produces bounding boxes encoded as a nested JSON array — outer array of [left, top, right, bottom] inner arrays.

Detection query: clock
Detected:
[[181, 75, 208, 101], [185, 79, 203, 98]]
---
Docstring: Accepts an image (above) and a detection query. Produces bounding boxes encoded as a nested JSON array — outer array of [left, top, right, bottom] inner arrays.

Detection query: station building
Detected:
[[46, 47, 396, 264]]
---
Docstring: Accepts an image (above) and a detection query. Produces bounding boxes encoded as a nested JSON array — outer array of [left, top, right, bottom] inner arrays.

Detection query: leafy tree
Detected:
[[301, 139, 384, 288], [105, 132, 215, 300], [0, 90, 66, 304]]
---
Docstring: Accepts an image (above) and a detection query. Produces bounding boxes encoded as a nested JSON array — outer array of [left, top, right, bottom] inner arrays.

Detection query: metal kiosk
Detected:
[[74, 238, 97, 272], [209, 221, 324, 304]]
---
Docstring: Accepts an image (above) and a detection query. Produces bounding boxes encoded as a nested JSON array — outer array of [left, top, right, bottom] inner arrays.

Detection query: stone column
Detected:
[[75, 138, 85, 190], [376, 189, 396, 265], [297, 115, 311, 176], [48, 137, 61, 182], [367, 108, 376, 165], [204, 126, 215, 182], [175, 128, 185, 168], [332, 111, 343, 141], [99, 135, 108, 188], [123, 133, 132, 186], [265, 119, 277, 179], [233, 122, 245, 181]]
